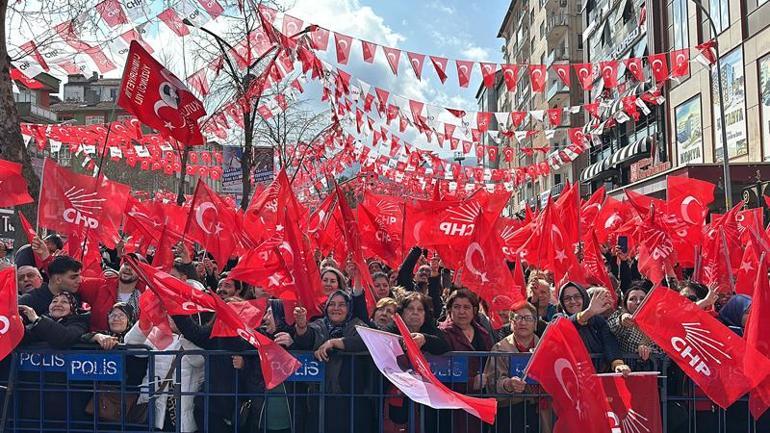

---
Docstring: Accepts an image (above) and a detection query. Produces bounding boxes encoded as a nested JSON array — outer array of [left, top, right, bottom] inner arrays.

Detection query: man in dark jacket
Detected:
[[19, 256, 82, 315]]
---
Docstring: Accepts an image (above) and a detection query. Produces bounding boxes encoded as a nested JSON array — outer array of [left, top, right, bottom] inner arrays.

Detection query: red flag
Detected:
[[334, 32, 353, 64], [406, 52, 425, 79], [198, 0, 225, 19], [187, 68, 210, 97], [636, 207, 676, 285], [17, 212, 36, 246], [625, 57, 645, 81], [128, 257, 216, 315], [574, 63, 595, 90], [38, 159, 130, 247], [456, 60, 474, 88], [480, 63, 497, 88], [666, 176, 714, 227], [528, 64, 546, 93], [600, 373, 664, 433], [310, 27, 330, 50], [208, 292, 301, 389], [361, 40, 376, 63], [501, 64, 518, 90], [358, 192, 404, 269], [157, 8, 190, 37], [461, 212, 524, 328], [746, 254, 770, 418], [634, 286, 770, 408], [335, 185, 377, 311], [546, 108, 562, 127], [600, 60, 619, 88], [0, 159, 33, 207], [648, 53, 669, 82], [137, 289, 175, 349], [393, 314, 497, 423], [552, 63, 570, 86], [582, 230, 615, 300], [382, 47, 401, 75], [671, 49, 690, 77], [0, 267, 25, 361], [118, 41, 206, 146], [281, 212, 326, 318], [526, 318, 614, 433], [96, 0, 129, 27], [184, 180, 239, 267], [430, 56, 449, 83], [735, 232, 763, 296]]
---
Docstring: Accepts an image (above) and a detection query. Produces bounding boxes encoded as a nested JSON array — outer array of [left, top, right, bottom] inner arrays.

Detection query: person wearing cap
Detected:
[[558, 281, 631, 375]]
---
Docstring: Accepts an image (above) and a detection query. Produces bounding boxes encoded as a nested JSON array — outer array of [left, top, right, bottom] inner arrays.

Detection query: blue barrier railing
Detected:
[[0, 346, 767, 433]]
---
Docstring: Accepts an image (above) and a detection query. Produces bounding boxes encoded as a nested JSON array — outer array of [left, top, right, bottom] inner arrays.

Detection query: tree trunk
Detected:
[[0, 0, 40, 246], [241, 109, 253, 210], [176, 146, 190, 205]]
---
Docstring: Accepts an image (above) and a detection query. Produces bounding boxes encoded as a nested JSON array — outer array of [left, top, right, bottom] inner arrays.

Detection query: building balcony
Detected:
[[545, 48, 569, 68], [16, 102, 57, 123], [546, 14, 569, 40], [544, 0, 569, 11], [546, 80, 570, 102]]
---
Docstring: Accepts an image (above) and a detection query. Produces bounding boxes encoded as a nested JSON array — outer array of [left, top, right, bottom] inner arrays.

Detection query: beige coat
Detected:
[[482, 333, 540, 407]]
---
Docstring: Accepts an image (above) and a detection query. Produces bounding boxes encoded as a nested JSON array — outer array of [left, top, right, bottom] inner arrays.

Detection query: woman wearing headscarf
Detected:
[[606, 282, 658, 371], [19, 291, 89, 348], [82, 302, 136, 350], [438, 288, 493, 433], [293, 290, 370, 433], [484, 301, 541, 433], [558, 282, 631, 375]]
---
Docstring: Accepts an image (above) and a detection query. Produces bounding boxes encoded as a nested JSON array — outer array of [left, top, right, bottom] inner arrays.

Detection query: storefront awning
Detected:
[[580, 158, 613, 182], [608, 136, 651, 166]]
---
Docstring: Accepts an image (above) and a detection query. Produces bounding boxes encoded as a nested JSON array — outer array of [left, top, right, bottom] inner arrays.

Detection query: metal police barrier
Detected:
[[0, 348, 767, 433]]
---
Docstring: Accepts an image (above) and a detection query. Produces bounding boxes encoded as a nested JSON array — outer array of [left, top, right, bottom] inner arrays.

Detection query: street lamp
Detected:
[[686, 0, 732, 208]]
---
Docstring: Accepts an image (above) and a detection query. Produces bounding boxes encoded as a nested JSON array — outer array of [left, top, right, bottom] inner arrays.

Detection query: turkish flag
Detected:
[[510, 111, 527, 127], [734, 230, 765, 295], [625, 57, 645, 81], [335, 185, 377, 311], [96, 0, 129, 27], [137, 289, 175, 349], [281, 209, 326, 319], [118, 41, 206, 146], [648, 53, 669, 82], [480, 63, 497, 88], [0, 159, 33, 207], [361, 40, 377, 63], [580, 186, 605, 230], [634, 286, 770, 408], [501, 64, 518, 90], [333, 32, 353, 64], [552, 63, 571, 86], [430, 56, 449, 83], [38, 159, 130, 248], [127, 257, 216, 315], [406, 52, 425, 79], [671, 49, 690, 77], [184, 179, 239, 267], [18, 212, 36, 246], [209, 290, 301, 389], [667, 176, 714, 227], [528, 64, 547, 93], [0, 267, 25, 361], [574, 63, 595, 90], [546, 108, 563, 127], [582, 230, 615, 301], [526, 317, 614, 433], [382, 47, 401, 75], [600, 373, 663, 433], [746, 254, 770, 418], [600, 60, 619, 88], [461, 212, 524, 328], [456, 60, 474, 88], [198, 0, 225, 19]]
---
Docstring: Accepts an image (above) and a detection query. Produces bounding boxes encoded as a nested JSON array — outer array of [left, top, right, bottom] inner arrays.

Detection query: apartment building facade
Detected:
[[497, 0, 585, 212]]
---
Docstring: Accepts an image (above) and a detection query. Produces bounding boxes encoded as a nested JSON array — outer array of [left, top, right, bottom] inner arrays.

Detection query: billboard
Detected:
[[221, 146, 243, 204], [675, 95, 704, 165], [253, 146, 274, 184], [712, 48, 747, 161]]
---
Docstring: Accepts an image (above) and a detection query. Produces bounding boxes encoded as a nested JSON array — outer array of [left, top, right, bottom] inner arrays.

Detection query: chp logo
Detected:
[[439, 201, 482, 237], [671, 322, 731, 376], [62, 186, 106, 229], [608, 409, 652, 433]]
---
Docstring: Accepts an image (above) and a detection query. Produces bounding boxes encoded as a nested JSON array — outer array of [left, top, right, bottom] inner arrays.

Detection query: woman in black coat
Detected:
[[19, 291, 89, 348], [293, 290, 370, 433]]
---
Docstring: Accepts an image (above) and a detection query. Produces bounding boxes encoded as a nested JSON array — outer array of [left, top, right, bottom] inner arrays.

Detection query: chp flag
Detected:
[[634, 286, 770, 408], [117, 41, 206, 146], [357, 314, 497, 424], [600, 372, 663, 433], [0, 267, 24, 361], [37, 159, 130, 248]]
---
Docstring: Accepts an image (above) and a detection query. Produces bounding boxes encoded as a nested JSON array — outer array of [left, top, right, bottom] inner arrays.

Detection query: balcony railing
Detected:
[[16, 102, 57, 122], [546, 13, 570, 34]]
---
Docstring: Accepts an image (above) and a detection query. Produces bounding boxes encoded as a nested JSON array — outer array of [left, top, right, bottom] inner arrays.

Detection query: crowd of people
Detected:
[[0, 229, 764, 433]]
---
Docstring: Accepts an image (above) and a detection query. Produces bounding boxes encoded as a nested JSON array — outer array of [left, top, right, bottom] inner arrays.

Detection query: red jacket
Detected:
[[79, 277, 144, 331]]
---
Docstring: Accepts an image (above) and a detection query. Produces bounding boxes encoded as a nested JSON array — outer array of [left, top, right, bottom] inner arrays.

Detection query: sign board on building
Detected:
[[0, 208, 15, 249], [630, 158, 671, 182], [712, 48, 748, 161], [675, 95, 704, 165]]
